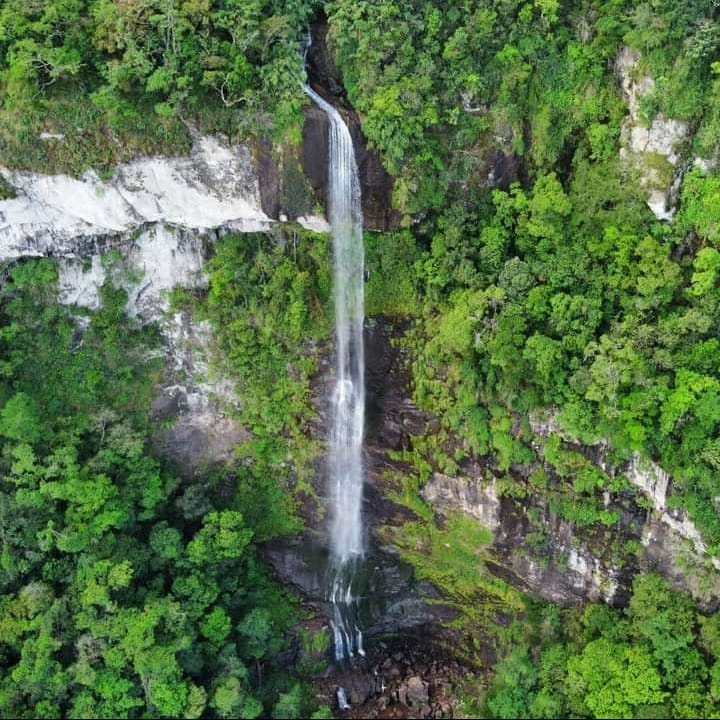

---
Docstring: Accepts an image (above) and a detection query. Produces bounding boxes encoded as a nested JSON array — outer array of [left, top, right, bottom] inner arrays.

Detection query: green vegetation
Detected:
[[0, 260, 325, 718], [0, 0, 321, 173], [397, 163, 720, 555], [327, 0, 719, 216], [327, 4, 720, 714], [201, 228, 331, 515], [484, 575, 720, 719], [3, 1, 720, 718]]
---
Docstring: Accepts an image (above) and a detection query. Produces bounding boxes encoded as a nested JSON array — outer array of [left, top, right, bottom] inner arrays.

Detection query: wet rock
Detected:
[[302, 18, 400, 232], [336, 687, 350, 711], [487, 149, 520, 190], [404, 676, 430, 706], [301, 104, 399, 232]]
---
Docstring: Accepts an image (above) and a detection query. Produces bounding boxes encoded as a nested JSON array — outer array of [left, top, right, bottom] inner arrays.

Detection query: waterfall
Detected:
[[303, 80, 366, 660]]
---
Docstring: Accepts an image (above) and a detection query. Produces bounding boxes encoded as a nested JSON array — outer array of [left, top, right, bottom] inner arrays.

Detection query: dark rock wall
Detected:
[[301, 17, 400, 232], [265, 318, 452, 640]]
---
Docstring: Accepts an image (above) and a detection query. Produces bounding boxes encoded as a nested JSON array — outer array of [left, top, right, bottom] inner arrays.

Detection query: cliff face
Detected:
[[3, 133, 720, 636], [262, 316, 720, 656], [0, 137, 275, 257], [0, 133, 322, 480], [2, 51, 719, 644]]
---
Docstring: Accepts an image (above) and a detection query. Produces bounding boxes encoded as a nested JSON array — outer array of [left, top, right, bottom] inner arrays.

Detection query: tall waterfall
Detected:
[[303, 83, 366, 660]]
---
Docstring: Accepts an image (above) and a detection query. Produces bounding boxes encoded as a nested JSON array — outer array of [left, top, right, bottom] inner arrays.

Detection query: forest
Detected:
[[2, 0, 720, 718]]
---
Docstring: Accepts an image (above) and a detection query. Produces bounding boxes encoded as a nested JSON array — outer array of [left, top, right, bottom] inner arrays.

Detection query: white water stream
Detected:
[[303, 80, 366, 660]]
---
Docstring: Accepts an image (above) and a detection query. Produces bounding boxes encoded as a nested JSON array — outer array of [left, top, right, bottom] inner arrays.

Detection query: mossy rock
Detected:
[[0, 174, 16, 200]]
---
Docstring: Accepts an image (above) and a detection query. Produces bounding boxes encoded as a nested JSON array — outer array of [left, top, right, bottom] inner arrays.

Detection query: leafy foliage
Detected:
[[0, 260, 320, 718], [485, 576, 719, 719], [0, 0, 321, 173]]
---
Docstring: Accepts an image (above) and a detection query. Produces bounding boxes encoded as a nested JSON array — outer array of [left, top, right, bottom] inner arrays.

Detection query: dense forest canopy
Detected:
[[2, 0, 720, 718], [0, 255, 332, 718]]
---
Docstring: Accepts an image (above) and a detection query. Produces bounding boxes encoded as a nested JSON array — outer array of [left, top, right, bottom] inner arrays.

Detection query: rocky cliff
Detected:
[[615, 45, 718, 221], [2, 45, 719, 650]]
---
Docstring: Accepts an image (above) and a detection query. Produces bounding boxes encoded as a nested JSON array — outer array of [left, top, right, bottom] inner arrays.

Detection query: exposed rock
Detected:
[[54, 227, 247, 475], [0, 132, 341, 473], [694, 156, 720, 173], [0, 137, 274, 257], [527, 410, 714, 567], [422, 474, 501, 531], [303, 17, 400, 232], [55, 225, 209, 316], [424, 472, 622, 605], [296, 214, 330, 233], [626, 453, 670, 511], [521, 413, 720, 602], [301, 105, 399, 232], [151, 311, 248, 476], [528, 407, 564, 441], [312, 635, 470, 719], [487, 149, 520, 191], [628, 453, 720, 572], [616, 46, 690, 220], [265, 319, 454, 639], [402, 676, 429, 707]]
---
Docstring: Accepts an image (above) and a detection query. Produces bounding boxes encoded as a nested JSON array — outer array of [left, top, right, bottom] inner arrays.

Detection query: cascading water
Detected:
[[304, 54, 366, 661]]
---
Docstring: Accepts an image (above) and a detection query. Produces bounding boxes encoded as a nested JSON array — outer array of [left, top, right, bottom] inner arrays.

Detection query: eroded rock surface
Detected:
[[0, 137, 277, 256], [423, 472, 623, 606], [616, 46, 690, 220], [265, 319, 454, 640]]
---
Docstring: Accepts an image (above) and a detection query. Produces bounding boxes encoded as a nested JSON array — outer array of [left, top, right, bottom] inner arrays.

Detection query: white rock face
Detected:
[[58, 255, 106, 310], [626, 453, 670, 511], [566, 549, 618, 603], [422, 473, 501, 531], [57, 225, 207, 317], [54, 226, 242, 474], [0, 136, 273, 259], [297, 214, 330, 233], [616, 46, 689, 220], [628, 453, 720, 571], [421, 471, 620, 605], [528, 408, 563, 439], [694, 156, 720, 173]]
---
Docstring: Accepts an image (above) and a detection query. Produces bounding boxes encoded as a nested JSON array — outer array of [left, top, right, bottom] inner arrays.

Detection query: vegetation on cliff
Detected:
[[2, 0, 720, 718], [0, 260, 328, 718], [0, 0, 321, 172]]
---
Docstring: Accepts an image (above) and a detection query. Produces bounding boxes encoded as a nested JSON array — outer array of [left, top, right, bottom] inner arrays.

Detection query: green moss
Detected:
[[0, 174, 16, 200], [280, 155, 316, 219], [299, 626, 330, 656], [382, 454, 526, 652], [642, 151, 677, 190]]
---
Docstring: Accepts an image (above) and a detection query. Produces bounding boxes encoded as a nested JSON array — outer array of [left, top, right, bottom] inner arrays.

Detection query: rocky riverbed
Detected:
[[310, 636, 474, 719]]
